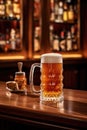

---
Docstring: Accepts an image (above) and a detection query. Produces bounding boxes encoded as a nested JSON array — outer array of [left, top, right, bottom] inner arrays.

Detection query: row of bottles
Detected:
[[0, 0, 80, 56], [50, 0, 78, 23], [0, 0, 21, 20], [34, 26, 41, 52], [33, 0, 79, 54], [33, 0, 41, 53], [0, 0, 22, 53], [0, 28, 21, 52], [50, 24, 78, 52]]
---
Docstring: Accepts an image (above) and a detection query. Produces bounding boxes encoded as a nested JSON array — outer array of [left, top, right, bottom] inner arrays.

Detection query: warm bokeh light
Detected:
[[33, 53, 82, 59], [62, 53, 82, 58], [0, 55, 25, 60]]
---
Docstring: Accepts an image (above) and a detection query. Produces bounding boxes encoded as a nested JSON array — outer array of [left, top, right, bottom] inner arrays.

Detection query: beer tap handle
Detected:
[[18, 62, 23, 72]]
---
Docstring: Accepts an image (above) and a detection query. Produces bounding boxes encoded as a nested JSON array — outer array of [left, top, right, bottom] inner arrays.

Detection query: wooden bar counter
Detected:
[[0, 82, 87, 129]]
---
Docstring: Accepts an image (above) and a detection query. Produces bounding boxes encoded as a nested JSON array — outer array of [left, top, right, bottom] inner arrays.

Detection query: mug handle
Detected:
[[29, 63, 40, 95]]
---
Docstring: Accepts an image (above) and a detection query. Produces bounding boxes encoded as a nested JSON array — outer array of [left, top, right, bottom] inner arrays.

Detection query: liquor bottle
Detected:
[[54, 0, 59, 22], [5, 29, 10, 52], [66, 31, 72, 51], [63, 2, 68, 22], [53, 34, 59, 51], [0, 0, 5, 18], [59, 30, 66, 51], [57, 0, 64, 23], [6, 0, 14, 18], [5, 29, 10, 44], [71, 25, 78, 51], [34, 27, 40, 52], [10, 28, 16, 50], [34, 0, 41, 20], [74, 4, 78, 22], [15, 29, 21, 50], [50, 0, 55, 21], [11, 20, 18, 29], [0, 33, 5, 51], [68, 5, 74, 22], [13, 0, 21, 19], [49, 24, 54, 49]]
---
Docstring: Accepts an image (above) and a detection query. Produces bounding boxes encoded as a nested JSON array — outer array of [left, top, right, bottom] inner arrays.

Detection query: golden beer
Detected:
[[40, 53, 63, 102], [41, 63, 63, 96]]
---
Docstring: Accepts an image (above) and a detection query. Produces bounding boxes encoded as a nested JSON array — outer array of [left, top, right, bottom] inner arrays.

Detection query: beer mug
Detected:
[[29, 53, 64, 104]]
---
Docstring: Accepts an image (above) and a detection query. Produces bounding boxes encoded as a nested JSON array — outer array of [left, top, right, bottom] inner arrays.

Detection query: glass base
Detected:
[[40, 94, 64, 108]]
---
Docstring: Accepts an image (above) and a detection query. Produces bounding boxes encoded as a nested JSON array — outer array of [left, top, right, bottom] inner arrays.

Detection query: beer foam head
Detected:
[[41, 53, 63, 63]]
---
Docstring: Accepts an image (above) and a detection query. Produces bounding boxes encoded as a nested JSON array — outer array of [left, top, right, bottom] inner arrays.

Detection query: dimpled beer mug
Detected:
[[29, 53, 64, 106]]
